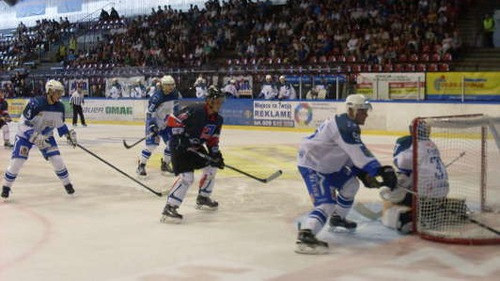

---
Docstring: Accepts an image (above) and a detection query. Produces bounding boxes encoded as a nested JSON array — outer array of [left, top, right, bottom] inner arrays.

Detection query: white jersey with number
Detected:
[[297, 113, 381, 175], [393, 136, 449, 198]]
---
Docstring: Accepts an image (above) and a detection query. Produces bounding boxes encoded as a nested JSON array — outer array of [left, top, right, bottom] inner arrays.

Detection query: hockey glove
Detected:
[[377, 166, 397, 191], [209, 151, 224, 169], [66, 129, 77, 147], [357, 170, 381, 189], [147, 123, 159, 136], [32, 133, 51, 149]]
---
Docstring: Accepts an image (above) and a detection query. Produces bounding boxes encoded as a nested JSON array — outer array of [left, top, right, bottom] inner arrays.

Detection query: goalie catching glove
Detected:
[[357, 165, 397, 190], [66, 129, 77, 147]]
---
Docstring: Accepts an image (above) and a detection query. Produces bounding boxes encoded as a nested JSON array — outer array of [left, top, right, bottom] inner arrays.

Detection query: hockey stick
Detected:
[[353, 202, 382, 220], [123, 137, 146, 149], [188, 148, 283, 183], [445, 151, 466, 168], [76, 143, 163, 197], [123, 132, 157, 149]]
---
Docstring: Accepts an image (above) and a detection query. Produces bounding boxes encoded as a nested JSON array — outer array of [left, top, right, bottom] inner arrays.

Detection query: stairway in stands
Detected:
[[454, 0, 500, 71]]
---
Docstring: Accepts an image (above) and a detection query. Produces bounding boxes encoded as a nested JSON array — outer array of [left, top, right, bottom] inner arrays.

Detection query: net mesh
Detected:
[[413, 114, 500, 244]]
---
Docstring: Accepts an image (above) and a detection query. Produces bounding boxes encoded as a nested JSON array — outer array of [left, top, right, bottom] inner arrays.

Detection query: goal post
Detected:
[[411, 114, 500, 245]]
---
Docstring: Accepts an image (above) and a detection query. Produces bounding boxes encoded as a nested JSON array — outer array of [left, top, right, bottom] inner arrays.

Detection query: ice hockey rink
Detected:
[[1, 124, 499, 281]]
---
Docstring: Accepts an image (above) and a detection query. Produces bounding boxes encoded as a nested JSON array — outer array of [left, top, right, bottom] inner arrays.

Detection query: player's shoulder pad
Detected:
[[335, 113, 362, 144], [394, 135, 412, 156]]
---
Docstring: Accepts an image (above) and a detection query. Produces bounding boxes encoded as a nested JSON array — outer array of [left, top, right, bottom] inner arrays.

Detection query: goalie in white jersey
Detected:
[[380, 119, 449, 234], [1, 80, 78, 199], [295, 94, 397, 254]]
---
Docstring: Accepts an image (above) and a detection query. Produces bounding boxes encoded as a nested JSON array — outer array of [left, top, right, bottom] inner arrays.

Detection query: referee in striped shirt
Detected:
[[70, 84, 87, 126]]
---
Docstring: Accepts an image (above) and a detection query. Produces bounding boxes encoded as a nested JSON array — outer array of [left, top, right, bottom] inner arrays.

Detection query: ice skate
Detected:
[[329, 214, 357, 231], [136, 162, 147, 177], [195, 195, 218, 210], [295, 229, 328, 255], [64, 183, 75, 195], [160, 204, 183, 223], [1, 186, 10, 199], [4, 140, 13, 148], [160, 158, 173, 173]]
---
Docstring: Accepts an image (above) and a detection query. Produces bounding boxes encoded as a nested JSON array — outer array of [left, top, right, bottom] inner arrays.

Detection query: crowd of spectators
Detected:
[[1, 0, 469, 74], [0, 17, 72, 71]]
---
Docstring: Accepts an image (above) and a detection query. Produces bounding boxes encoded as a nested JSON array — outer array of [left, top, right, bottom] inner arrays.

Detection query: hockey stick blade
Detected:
[[122, 136, 147, 149], [262, 170, 283, 183]]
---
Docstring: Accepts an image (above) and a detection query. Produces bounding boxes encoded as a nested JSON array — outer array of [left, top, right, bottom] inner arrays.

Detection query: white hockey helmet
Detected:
[[345, 94, 372, 113], [279, 75, 286, 81], [265, 74, 272, 81], [45, 79, 64, 93], [161, 75, 175, 85]]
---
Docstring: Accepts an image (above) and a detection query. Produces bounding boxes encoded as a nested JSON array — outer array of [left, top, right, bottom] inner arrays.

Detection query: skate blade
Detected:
[[160, 215, 182, 224], [294, 243, 329, 255], [161, 171, 174, 177], [136, 174, 148, 180], [195, 204, 218, 211]]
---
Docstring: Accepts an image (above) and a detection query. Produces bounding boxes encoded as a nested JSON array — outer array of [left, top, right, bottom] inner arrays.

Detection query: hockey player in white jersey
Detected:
[[295, 94, 397, 254], [258, 75, 278, 99], [1, 80, 78, 199], [380, 119, 449, 234], [136, 75, 182, 177]]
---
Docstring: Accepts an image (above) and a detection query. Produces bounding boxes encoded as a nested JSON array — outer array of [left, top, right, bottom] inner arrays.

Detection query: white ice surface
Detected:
[[0, 124, 498, 281]]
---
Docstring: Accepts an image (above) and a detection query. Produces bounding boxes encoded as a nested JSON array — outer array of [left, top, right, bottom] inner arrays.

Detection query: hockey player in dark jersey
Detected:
[[1, 80, 77, 199], [0, 88, 13, 148], [160, 86, 225, 223], [136, 75, 182, 177]]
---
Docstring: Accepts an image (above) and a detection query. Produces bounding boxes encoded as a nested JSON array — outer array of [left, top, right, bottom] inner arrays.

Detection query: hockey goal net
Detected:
[[411, 114, 500, 244]]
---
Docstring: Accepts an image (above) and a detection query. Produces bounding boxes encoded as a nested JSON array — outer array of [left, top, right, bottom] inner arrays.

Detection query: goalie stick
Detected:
[[76, 143, 163, 197], [188, 148, 283, 183]]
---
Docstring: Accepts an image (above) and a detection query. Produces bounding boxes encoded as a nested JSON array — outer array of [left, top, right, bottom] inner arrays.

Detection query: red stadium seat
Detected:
[[394, 64, 404, 72], [442, 53, 452, 62], [409, 54, 419, 62], [429, 53, 439, 62], [405, 64, 416, 71], [337, 55, 346, 62], [372, 64, 383, 72], [416, 64, 426, 71], [438, 63, 450, 71], [428, 63, 438, 71], [419, 53, 430, 62], [383, 64, 393, 72], [351, 64, 362, 72], [347, 55, 357, 62], [398, 54, 408, 62]]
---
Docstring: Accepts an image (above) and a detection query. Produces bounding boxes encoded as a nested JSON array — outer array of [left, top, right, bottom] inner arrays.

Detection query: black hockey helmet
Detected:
[[206, 85, 225, 100]]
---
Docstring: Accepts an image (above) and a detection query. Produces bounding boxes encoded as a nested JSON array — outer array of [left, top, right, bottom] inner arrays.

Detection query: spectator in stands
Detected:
[[483, 13, 495, 48]]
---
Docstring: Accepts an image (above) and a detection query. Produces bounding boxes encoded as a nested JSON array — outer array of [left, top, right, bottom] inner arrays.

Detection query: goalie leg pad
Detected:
[[381, 204, 412, 234]]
